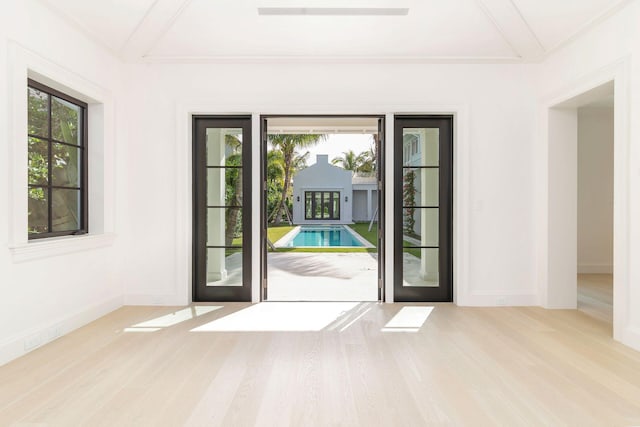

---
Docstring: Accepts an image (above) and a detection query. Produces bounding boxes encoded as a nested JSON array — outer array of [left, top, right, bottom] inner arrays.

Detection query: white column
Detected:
[[420, 129, 439, 283], [367, 188, 372, 220], [207, 128, 227, 282]]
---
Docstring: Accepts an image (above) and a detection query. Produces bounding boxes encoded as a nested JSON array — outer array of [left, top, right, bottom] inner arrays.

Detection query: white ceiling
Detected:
[[38, 0, 629, 63]]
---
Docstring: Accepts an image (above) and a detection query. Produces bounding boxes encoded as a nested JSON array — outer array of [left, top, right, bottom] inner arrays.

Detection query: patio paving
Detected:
[[267, 252, 379, 301]]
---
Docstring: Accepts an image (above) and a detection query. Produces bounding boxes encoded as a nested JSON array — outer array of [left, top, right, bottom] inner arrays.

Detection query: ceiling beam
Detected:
[[475, 0, 545, 61], [120, 0, 194, 61]]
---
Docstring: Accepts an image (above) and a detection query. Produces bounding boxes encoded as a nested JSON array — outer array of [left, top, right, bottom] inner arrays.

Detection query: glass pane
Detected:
[[206, 128, 242, 167], [333, 194, 340, 219], [28, 87, 49, 138], [207, 207, 242, 246], [314, 193, 322, 219], [28, 137, 48, 185], [403, 128, 439, 167], [403, 167, 438, 207], [322, 192, 331, 219], [28, 187, 48, 234], [207, 167, 243, 206], [403, 208, 438, 246], [305, 193, 312, 218], [52, 143, 81, 187], [403, 247, 439, 287], [206, 248, 242, 286], [51, 189, 80, 232], [51, 96, 81, 145]]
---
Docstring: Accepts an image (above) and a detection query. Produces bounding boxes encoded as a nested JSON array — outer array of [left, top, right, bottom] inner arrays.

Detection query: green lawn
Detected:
[[349, 222, 377, 246], [351, 222, 420, 258], [267, 225, 296, 243]]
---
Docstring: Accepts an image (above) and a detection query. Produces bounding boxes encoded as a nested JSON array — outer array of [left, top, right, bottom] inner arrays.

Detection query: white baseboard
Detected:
[[0, 295, 123, 367], [124, 293, 187, 306], [457, 292, 539, 307], [578, 264, 613, 274]]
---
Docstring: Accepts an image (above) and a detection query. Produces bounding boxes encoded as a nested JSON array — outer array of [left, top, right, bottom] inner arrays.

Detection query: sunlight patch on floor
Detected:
[[191, 302, 359, 332], [381, 306, 433, 332], [124, 306, 222, 332]]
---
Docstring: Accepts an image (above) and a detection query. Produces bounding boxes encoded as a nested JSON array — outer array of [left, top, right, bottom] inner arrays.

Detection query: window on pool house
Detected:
[[27, 79, 88, 239], [304, 191, 340, 220]]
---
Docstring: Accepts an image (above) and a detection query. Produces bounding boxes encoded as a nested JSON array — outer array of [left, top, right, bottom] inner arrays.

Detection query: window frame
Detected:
[[27, 78, 88, 240], [304, 190, 340, 220]]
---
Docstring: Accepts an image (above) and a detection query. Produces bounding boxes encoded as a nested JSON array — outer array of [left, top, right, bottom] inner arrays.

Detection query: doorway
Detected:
[[577, 91, 614, 327], [544, 76, 627, 341], [260, 116, 385, 301]]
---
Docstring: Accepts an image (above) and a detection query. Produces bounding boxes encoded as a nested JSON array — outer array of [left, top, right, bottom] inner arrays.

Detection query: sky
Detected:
[[301, 134, 375, 166]]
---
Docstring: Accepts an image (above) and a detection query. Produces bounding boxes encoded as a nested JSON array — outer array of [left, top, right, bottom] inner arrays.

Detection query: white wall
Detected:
[[0, 0, 124, 366], [120, 61, 538, 306], [352, 191, 368, 222], [2, 0, 637, 369], [578, 107, 614, 274], [534, 1, 640, 349]]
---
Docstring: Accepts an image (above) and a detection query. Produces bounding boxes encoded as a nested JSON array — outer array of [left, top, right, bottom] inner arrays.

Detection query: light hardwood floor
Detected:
[[578, 273, 613, 326], [1, 297, 639, 426]]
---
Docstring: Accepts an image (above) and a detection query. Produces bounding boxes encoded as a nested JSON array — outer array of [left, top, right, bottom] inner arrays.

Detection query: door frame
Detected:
[[192, 115, 252, 301], [537, 58, 633, 348], [393, 115, 454, 302], [259, 114, 386, 302]]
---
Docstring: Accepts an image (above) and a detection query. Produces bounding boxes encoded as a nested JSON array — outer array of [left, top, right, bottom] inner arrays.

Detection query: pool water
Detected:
[[286, 226, 364, 247]]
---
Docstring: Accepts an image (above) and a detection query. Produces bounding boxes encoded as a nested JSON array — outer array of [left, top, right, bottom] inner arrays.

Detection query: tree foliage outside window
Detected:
[[27, 81, 86, 238], [267, 134, 326, 224], [331, 140, 377, 175]]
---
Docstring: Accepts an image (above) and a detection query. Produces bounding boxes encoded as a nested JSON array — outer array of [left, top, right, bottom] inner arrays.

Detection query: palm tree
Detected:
[[266, 149, 285, 185], [266, 149, 285, 221], [268, 134, 326, 224], [331, 150, 359, 171], [292, 150, 311, 172], [356, 144, 376, 174]]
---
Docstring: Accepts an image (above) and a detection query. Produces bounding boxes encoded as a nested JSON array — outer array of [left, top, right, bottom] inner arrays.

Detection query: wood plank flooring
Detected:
[[1, 292, 639, 426], [578, 273, 613, 326]]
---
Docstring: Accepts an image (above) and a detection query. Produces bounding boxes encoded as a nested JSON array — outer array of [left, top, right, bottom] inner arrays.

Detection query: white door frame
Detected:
[[536, 57, 632, 346]]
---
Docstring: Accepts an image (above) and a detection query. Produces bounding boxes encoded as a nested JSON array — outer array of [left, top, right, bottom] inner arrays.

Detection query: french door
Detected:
[[193, 116, 252, 301], [394, 116, 453, 301]]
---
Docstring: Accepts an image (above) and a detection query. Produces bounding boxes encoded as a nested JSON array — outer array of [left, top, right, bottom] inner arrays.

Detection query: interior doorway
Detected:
[[577, 90, 614, 328], [260, 116, 385, 301], [546, 79, 617, 334]]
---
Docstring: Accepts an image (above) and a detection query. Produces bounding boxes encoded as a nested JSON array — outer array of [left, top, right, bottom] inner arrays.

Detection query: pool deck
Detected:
[[267, 252, 379, 301]]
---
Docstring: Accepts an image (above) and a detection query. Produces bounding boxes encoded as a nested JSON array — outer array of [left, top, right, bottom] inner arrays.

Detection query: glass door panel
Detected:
[[394, 116, 452, 301], [194, 117, 251, 301]]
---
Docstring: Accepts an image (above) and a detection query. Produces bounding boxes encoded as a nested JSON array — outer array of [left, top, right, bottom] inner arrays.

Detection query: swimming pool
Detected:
[[278, 225, 371, 248]]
